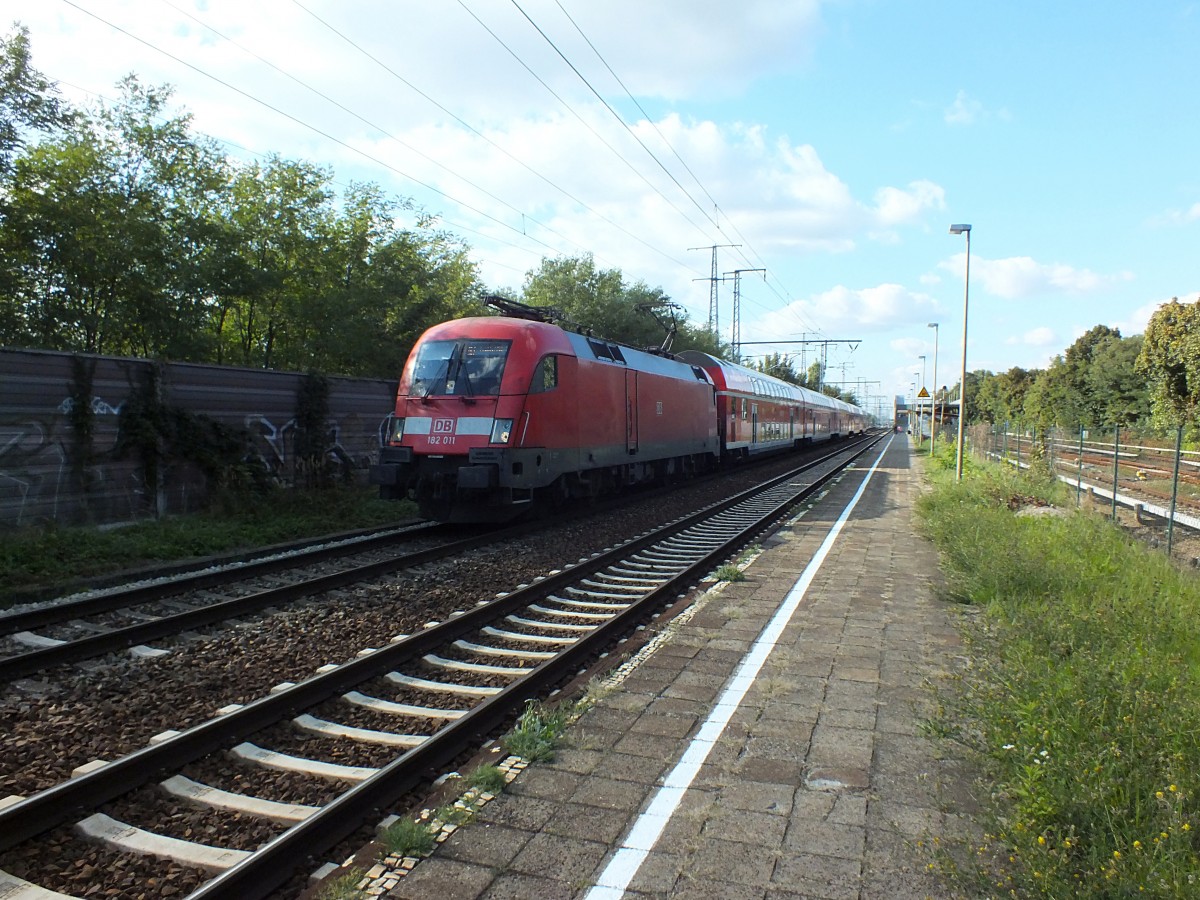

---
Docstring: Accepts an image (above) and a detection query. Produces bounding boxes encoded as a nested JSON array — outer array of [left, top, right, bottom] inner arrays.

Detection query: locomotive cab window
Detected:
[[529, 355, 559, 394], [410, 339, 511, 397]]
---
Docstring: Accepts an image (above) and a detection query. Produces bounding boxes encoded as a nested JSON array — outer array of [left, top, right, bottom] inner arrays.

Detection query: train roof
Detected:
[[677, 351, 865, 415], [415, 317, 713, 384]]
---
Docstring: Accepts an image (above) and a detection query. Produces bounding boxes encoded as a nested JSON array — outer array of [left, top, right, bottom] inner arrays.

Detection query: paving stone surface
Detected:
[[384, 438, 976, 899]]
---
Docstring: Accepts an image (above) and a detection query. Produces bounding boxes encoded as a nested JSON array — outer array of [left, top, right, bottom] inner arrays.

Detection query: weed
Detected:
[[433, 802, 474, 827], [378, 817, 435, 858], [1, 486, 414, 605], [580, 676, 617, 707], [713, 563, 745, 582], [501, 700, 571, 762], [468, 764, 507, 795], [314, 868, 366, 900]]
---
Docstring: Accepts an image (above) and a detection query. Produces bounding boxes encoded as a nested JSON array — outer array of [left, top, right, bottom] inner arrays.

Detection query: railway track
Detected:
[[0, 434, 881, 899], [0, 522, 489, 681]]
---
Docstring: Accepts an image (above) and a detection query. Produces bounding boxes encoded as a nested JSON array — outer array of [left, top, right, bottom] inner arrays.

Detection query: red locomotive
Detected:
[[370, 309, 868, 522]]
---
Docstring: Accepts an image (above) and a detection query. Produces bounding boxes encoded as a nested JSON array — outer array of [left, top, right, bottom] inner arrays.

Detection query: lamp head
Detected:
[[928, 322, 937, 328], [949, 224, 972, 234]]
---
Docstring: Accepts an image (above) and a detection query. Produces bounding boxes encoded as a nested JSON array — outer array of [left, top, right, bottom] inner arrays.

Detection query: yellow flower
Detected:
[[1183, 823, 1191, 832], [1133, 841, 1142, 850], [1114, 850, 1122, 859], [1038, 836, 1046, 845], [1170, 784, 1178, 792], [1157, 791, 1165, 799]]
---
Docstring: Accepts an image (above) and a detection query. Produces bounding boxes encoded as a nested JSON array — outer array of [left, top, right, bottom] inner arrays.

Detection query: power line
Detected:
[[56, 76, 537, 278], [552, 0, 725, 221], [513, 0, 723, 235], [457, 0, 714, 246]]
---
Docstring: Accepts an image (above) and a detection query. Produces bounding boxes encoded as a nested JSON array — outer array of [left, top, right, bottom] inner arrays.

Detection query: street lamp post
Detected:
[[949, 224, 972, 482], [927, 322, 939, 457]]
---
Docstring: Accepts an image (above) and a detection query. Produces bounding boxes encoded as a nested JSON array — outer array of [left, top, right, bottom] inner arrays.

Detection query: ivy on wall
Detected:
[[114, 362, 270, 513]]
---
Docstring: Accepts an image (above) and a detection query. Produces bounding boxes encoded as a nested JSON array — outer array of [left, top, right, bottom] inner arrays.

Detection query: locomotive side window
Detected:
[[529, 355, 559, 394], [410, 339, 511, 397]]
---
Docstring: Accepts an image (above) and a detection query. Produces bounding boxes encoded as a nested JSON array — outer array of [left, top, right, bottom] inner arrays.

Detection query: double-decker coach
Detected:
[[676, 352, 860, 457]]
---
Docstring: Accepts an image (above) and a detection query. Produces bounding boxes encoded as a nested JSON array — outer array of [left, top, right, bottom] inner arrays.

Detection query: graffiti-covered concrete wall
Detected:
[[0, 348, 397, 529]]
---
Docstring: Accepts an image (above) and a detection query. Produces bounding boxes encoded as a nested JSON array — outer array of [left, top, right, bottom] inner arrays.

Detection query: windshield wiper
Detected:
[[422, 344, 461, 403]]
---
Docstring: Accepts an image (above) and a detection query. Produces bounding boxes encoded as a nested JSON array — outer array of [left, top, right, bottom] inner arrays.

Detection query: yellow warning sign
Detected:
[[917, 387, 929, 398]]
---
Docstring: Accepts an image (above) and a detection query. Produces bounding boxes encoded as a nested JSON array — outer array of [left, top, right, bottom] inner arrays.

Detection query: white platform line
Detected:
[[585, 437, 892, 899]]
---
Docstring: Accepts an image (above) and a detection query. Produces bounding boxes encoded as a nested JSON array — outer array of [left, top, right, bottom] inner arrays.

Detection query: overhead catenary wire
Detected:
[[455, 0, 716, 249], [57, 0, 831, 344], [513, 0, 724, 236]]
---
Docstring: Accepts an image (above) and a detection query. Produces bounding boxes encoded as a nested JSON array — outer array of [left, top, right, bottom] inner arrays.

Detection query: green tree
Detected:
[[1089, 334, 1147, 427], [805, 360, 823, 390], [323, 185, 481, 376], [1058, 324, 1122, 427], [972, 371, 1003, 424], [1021, 360, 1074, 432], [1137, 297, 1200, 427], [0, 25, 72, 175], [974, 366, 1037, 424], [217, 155, 336, 369], [755, 352, 801, 385], [1, 77, 227, 356]]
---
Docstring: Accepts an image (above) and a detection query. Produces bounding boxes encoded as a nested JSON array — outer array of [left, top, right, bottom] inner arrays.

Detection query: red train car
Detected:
[[370, 316, 719, 522], [678, 352, 867, 456]]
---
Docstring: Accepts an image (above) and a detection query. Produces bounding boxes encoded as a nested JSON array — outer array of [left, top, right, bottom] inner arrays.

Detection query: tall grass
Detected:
[[918, 463, 1200, 897]]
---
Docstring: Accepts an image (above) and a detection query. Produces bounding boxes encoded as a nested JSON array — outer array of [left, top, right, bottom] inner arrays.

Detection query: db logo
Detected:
[[432, 418, 455, 434]]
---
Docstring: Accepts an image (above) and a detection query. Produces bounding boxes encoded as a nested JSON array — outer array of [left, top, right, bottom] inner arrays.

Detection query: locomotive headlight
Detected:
[[389, 417, 405, 444], [490, 418, 513, 444]]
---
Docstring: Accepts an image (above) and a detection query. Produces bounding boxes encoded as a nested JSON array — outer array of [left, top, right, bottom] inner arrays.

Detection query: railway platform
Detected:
[[384, 435, 976, 899]]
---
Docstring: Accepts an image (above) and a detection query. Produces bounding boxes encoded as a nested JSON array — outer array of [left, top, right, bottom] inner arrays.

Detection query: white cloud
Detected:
[[943, 89, 1012, 126], [1149, 202, 1200, 227], [1022, 326, 1057, 346], [744, 283, 940, 343], [872, 180, 946, 226], [938, 254, 1134, 299], [890, 336, 932, 356]]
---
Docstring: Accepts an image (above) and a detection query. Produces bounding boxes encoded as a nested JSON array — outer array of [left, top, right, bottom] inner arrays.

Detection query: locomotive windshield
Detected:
[[409, 339, 511, 398]]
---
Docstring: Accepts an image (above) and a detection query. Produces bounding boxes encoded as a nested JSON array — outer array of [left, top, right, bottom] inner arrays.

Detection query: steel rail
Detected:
[[0, 525, 517, 681], [0, 523, 443, 637]]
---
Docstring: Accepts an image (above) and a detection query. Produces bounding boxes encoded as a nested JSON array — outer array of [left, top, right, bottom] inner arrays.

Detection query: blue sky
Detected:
[[9, 0, 1200, 418]]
